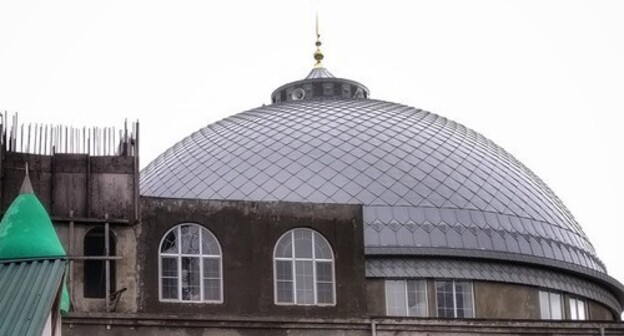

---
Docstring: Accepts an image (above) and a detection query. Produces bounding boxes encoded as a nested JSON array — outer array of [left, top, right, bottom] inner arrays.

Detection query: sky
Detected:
[[1, 0, 623, 309]]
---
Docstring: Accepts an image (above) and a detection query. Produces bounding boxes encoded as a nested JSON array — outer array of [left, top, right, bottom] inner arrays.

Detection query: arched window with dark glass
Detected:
[[159, 223, 222, 303], [273, 228, 335, 305], [84, 227, 116, 298]]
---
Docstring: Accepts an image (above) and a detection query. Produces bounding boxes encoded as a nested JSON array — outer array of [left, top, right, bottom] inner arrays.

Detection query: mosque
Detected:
[[0, 15, 623, 336]]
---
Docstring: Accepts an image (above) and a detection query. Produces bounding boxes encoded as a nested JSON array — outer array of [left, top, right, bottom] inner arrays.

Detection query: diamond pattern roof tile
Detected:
[[141, 98, 605, 274]]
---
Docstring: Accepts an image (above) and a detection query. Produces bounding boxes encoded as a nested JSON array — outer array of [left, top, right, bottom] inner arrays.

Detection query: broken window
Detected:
[[159, 223, 222, 303]]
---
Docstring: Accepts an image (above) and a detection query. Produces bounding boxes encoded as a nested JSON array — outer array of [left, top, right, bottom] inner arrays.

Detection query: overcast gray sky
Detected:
[[1, 0, 623, 303]]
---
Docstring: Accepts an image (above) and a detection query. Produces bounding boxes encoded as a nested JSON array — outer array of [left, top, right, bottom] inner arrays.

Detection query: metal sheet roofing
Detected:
[[305, 67, 334, 79], [0, 191, 66, 260], [140, 98, 603, 276], [0, 258, 67, 336]]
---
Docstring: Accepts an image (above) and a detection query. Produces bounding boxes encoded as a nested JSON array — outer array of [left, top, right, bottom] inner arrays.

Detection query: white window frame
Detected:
[[384, 279, 428, 317], [158, 223, 223, 303], [539, 290, 563, 320], [434, 280, 475, 318], [569, 297, 587, 320], [273, 228, 336, 306]]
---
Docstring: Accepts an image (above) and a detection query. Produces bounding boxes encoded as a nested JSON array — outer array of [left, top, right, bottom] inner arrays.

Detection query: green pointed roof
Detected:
[[0, 169, 66, 260], [0, 166, 70, 313]]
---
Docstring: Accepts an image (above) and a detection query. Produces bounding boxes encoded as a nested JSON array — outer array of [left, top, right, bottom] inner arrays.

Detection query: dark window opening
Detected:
[[84, 228, 116, 298]]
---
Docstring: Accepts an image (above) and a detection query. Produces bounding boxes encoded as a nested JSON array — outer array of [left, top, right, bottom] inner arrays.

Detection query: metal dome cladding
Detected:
[[140, 97, 610, 276]]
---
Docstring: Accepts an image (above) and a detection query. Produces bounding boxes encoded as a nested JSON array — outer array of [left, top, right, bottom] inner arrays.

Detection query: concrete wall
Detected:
[[366, 279, 385, 316], [138, 197, 366, 318], [474, 281, 540, 319], [62, 315, 624, 336], [1, 153, 53, 212], [0, 152, 137, 221], [589, 300, 615, 321]]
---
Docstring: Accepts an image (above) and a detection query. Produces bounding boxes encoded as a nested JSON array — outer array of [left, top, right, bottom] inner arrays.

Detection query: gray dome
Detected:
[[140, 97, 606, 275]]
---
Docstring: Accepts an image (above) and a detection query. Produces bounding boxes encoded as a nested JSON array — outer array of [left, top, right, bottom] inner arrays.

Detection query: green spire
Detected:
[[0, 163, 70, 313], [0, 165, 66, 259]]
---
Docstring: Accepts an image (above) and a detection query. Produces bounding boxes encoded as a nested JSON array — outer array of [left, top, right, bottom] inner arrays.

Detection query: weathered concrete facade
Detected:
[[474, 281, 540, 319], [0, 152, 138, 220], [63, 314, 624, 336], [138, 197, 367, 318]]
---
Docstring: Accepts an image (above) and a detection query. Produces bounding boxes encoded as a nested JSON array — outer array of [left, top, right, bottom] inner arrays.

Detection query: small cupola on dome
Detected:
[[271, 15, 369, 104]]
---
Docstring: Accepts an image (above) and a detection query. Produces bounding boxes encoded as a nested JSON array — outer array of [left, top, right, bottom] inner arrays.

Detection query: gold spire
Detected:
[[313, 12, 324, 68]]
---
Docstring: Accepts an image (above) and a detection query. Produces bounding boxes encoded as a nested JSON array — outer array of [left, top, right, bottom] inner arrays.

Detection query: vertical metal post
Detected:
[[104, 214, 110, 313], [86, 153, 91, 217], [68, 210, 75, 306], [133, 121, 140, 223]]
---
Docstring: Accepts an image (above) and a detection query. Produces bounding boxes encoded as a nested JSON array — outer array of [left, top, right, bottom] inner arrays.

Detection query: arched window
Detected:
[[273, 228, 335, 305], [84, 227, 116, 298], [159, 223, 222, 303]]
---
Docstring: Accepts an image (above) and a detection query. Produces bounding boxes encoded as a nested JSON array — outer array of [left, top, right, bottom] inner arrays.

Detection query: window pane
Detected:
[[436, 281, 455, 318], [317, 283, 333, 304], [539, 291, 551, 319], [385, 280, 407, 316], [294, 229, 313, 258], [275, 233, 293, 258], [203, 278, 221, 301], [455, 290, 464, 318], [203, 258, 220, 279], [160, 225, 223, 303], [276, 260, 293, 281], [162, 278, 178, 299], [180, 225, 200, 254], [277, 281, 293, 303], [295, 260, 314, 304], [161, 230, 178, 254], [440, 308, 455, 318], [455, 281, 473, 318], [550, 293, 562, 320], [316, 262, 333, 282], [407, 280, 427, 317], [569, 298, 578, 320], [569, 298, 587, 320], [577, 300, 586, 320], [314, 232, 332, 260], [181, 257, 201, 301], [274, 229, 335, 306], [201, 229, 220, 256], [162, 257, 178, 277]]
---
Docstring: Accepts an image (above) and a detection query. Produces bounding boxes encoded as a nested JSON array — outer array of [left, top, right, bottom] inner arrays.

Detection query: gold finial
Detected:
[[313, 11, 324, 68]]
